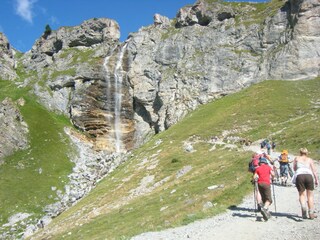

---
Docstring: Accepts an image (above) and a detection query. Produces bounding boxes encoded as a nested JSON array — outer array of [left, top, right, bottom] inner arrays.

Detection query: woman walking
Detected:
[[293, 148, 319, 219]]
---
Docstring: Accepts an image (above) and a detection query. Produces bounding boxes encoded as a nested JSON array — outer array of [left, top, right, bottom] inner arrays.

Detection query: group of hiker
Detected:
[[249, 140, 318, 221], [259, 139, 276, 155]]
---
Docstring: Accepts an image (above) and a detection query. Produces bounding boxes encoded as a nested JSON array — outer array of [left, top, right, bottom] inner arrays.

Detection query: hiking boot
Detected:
[[257, 203, 262, 212], [302, 208, 308, 219], [261, 207, 270, 221], [309, 211, 318, 220]]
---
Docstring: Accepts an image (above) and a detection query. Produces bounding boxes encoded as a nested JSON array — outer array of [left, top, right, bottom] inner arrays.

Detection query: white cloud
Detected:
[[50, 16, 59, 25], [15, 0, 37, 23]]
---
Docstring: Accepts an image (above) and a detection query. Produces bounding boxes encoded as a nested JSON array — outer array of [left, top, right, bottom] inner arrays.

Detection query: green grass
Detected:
[[0, 80, 75, 233], [219, 0, 287, 27], [58, 47, 102, 65], [30, 77, 320, 240]]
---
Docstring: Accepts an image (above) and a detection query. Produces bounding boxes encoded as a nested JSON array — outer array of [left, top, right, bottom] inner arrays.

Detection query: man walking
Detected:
[[254, 157, 275, 221]]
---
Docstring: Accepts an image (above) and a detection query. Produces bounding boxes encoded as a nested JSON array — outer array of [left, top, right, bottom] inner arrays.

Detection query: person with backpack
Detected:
[[249, 150, 273, 172], [249, 152, 263, 210], [260, 139, 267, 150], [278, 150, 291, 186], [266, 141, 272, 155], [253, 157, 275, 221], [248, 151, 273, 211], [292, 148, 319, 219]]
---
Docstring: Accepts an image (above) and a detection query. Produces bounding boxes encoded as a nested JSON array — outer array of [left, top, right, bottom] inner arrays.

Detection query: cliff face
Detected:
[[18, 18, 135, 153], [4, 0, 320, 153], [126, 0, 320, 143], [0, 33, 17, 80], [267, 0, 320, 79], [0, 98, 28, 162]]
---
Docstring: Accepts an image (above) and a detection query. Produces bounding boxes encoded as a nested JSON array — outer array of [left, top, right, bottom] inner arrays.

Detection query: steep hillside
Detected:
[[30, 77, 320, 239], [0, 80, 75, 238], [0, 0, 319, 239], [11, 0, 319, 152]]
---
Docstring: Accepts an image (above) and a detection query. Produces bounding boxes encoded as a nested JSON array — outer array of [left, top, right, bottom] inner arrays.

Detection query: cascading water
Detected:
[[103, 43, 128, 153], [113, 43, 128, 152]]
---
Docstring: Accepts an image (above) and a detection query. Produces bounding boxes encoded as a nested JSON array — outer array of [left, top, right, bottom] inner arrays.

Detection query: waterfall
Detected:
[[103, 54, 112, 122], [114, 43, 127, 152], [103, 43, 128, 153]]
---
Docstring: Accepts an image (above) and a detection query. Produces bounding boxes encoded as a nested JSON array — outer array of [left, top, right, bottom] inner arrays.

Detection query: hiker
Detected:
[[260, 139, 272, 155], [260, 139, 267, 149], [249, 152, 263, 209], [266, 141, 272, 155], [278, 150, 291, 186], [292, 148, 319, 219], [271, 141, 276, 151], [253, 157, 275, 221]]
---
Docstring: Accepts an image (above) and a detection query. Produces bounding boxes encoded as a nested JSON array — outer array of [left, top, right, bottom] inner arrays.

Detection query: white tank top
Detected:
[[296, 161, 313, 175]]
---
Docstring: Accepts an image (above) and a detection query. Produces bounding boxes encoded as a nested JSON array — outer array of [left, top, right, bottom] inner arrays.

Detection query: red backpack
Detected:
[[248, 153, 262, 173]]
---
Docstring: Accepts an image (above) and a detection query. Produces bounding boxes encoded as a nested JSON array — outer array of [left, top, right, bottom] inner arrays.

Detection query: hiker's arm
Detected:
[[310, 160, 318, 186], [270, 169, 275, 181], [293, 157, 298, 171]]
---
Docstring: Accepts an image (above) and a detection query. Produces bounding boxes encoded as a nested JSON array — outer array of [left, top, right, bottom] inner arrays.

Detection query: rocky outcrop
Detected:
[[9, 0, 320, 153], [19, 18, 135, 152], [0, 33, 18, 80], [267, 0, 320, 79], [0, 0, 319, 238], [0, 98, 28, 162], [125, 0, 320, 140]]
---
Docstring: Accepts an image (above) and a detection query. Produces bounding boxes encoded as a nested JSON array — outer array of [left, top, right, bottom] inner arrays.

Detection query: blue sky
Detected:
[[0, 0, 197, 52], [0, 0, 268, 53]]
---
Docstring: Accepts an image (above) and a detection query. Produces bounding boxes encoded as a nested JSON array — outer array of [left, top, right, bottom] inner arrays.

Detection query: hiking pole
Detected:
[[253, 179, 259, 218], [272, 181, 277, 217], [253, 180, 257, 214]]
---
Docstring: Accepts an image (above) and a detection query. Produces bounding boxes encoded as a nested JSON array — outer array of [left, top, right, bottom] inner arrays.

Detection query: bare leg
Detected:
[[256, 187, 262, 205], [264, 200, 271, 209], [306, 190, 314, 210], [306, 190, 317, 219], [299, 191, 307, 218], [299, 190, 306, 206]]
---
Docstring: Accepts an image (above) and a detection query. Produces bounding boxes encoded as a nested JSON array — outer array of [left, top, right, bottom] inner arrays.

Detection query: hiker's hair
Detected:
[[299, 148, 308, 155]]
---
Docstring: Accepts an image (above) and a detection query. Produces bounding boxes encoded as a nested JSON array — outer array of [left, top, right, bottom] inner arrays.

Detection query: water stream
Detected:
[[103, 43, 128, 152]]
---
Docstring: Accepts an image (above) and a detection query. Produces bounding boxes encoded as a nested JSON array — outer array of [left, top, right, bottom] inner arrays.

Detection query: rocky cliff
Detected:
[[0, 0, 319, 237], [2, 0, 320, 154], [0, 33, 18, 80], [0, 98, 28, 163], [127, 0, 320, 142]]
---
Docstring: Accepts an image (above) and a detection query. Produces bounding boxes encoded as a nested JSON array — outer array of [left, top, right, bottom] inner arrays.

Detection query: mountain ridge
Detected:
[[0, 0, 319, 238]]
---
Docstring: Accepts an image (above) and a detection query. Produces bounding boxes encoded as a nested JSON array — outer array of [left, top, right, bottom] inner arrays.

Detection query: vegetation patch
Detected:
[[31, 77, 320, 239], [0, 80, 75, 234], [59, 47, 101, 65]]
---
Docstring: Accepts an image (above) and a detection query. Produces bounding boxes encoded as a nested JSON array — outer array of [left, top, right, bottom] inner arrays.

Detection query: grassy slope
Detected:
[[0, 80, 75, 231], [31, 78, 320, 240]]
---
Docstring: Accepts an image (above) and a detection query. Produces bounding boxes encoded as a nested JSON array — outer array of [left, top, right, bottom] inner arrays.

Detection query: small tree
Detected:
[[43, 24, 52, 39]]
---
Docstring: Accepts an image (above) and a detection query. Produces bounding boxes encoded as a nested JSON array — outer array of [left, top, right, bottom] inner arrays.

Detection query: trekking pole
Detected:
[[253, 180, 257, 214], [272, 181, 277, 217]]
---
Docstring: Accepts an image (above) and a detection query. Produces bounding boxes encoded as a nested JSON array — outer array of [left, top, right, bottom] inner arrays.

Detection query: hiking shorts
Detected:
[[280, 164, 289, 177], [258, 183, 273, 205], [295, 174, 314, 192]]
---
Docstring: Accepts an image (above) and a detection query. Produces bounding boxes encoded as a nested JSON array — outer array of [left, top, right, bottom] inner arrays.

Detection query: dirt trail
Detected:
[[132, 146, 320, 240]]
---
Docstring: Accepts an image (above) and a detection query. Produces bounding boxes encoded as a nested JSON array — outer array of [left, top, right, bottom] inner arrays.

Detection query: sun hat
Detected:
[[281, 150, 288, 155]]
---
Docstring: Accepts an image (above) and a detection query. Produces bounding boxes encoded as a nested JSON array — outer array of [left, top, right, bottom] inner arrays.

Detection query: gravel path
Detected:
[[132, 147, 320, 240]]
